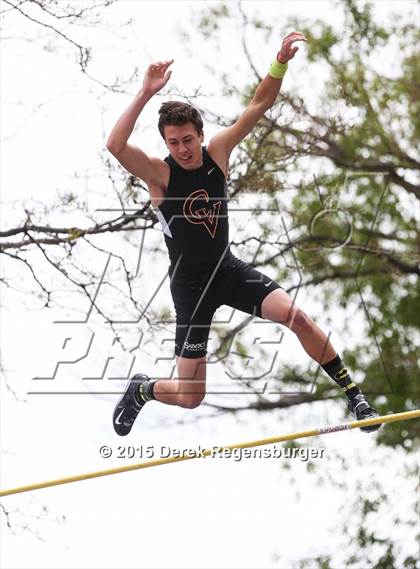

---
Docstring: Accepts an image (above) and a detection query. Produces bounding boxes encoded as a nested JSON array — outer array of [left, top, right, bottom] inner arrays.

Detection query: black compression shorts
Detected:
[[169, 255, 282, 359]]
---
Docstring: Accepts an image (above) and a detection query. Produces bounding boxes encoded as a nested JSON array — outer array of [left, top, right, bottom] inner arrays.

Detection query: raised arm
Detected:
[[106, 60, 173, 185], [208, 32, 307, 162]]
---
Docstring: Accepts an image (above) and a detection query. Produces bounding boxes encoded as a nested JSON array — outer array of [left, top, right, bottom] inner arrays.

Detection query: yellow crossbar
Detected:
[[1, 410, 419, 498]]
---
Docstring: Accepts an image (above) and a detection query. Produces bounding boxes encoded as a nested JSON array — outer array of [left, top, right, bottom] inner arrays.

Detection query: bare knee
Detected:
[[289, 309, 314, 335], [177, 393, 205, 409]]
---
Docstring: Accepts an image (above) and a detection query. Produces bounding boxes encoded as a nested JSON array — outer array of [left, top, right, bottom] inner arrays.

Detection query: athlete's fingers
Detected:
[[283, 32, 307, 44], [284, 34, 307, 45], [155, 61, 173, 73], [283, 31, 302, 40], [280, 35, 306, 55], [150, 59, 173, 70], [286, 30, 306, 38]]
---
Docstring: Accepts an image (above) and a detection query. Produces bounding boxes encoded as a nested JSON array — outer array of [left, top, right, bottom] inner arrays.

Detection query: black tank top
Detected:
[[155, 146, 233, 285]]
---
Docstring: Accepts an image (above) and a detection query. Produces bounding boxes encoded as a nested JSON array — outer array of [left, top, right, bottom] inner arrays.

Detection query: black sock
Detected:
[[137, 379, 157, 403], [321, 355, 361, 400]]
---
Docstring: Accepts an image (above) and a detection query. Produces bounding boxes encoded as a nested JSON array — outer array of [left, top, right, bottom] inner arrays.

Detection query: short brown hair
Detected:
[[158, 101, 203, 139]]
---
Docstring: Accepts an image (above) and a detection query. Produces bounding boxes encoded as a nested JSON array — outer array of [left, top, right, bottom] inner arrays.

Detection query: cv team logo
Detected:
[[183, 188, 221, 238]]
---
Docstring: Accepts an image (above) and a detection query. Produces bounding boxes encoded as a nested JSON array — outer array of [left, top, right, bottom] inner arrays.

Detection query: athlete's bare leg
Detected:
[[153, 355, 207, 408], [261, 288, 337, 364]]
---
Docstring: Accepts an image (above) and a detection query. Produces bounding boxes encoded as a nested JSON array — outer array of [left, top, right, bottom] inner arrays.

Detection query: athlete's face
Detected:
[[164, 123, 204, 170]]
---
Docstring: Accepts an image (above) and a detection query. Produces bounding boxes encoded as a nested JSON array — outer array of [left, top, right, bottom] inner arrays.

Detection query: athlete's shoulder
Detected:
[[206, 142, 229, 179]]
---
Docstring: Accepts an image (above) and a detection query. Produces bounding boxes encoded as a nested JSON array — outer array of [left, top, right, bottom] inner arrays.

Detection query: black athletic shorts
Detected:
[[169, 255, 282, 359]]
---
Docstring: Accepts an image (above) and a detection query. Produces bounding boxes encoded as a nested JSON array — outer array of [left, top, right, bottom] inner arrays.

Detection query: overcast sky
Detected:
[[1, 1, 418, 568]]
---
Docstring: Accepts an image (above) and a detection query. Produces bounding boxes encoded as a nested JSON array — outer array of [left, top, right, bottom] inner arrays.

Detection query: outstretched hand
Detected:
[[143, 60, 174, 94], [277, 31, 307, 64]]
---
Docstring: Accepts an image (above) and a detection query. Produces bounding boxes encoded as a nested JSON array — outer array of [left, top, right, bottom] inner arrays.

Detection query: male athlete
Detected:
[[106, 32, 380, 436]]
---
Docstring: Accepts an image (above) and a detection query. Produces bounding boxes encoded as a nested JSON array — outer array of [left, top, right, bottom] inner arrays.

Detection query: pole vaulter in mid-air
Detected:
[[106, 32, 381, 436]]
